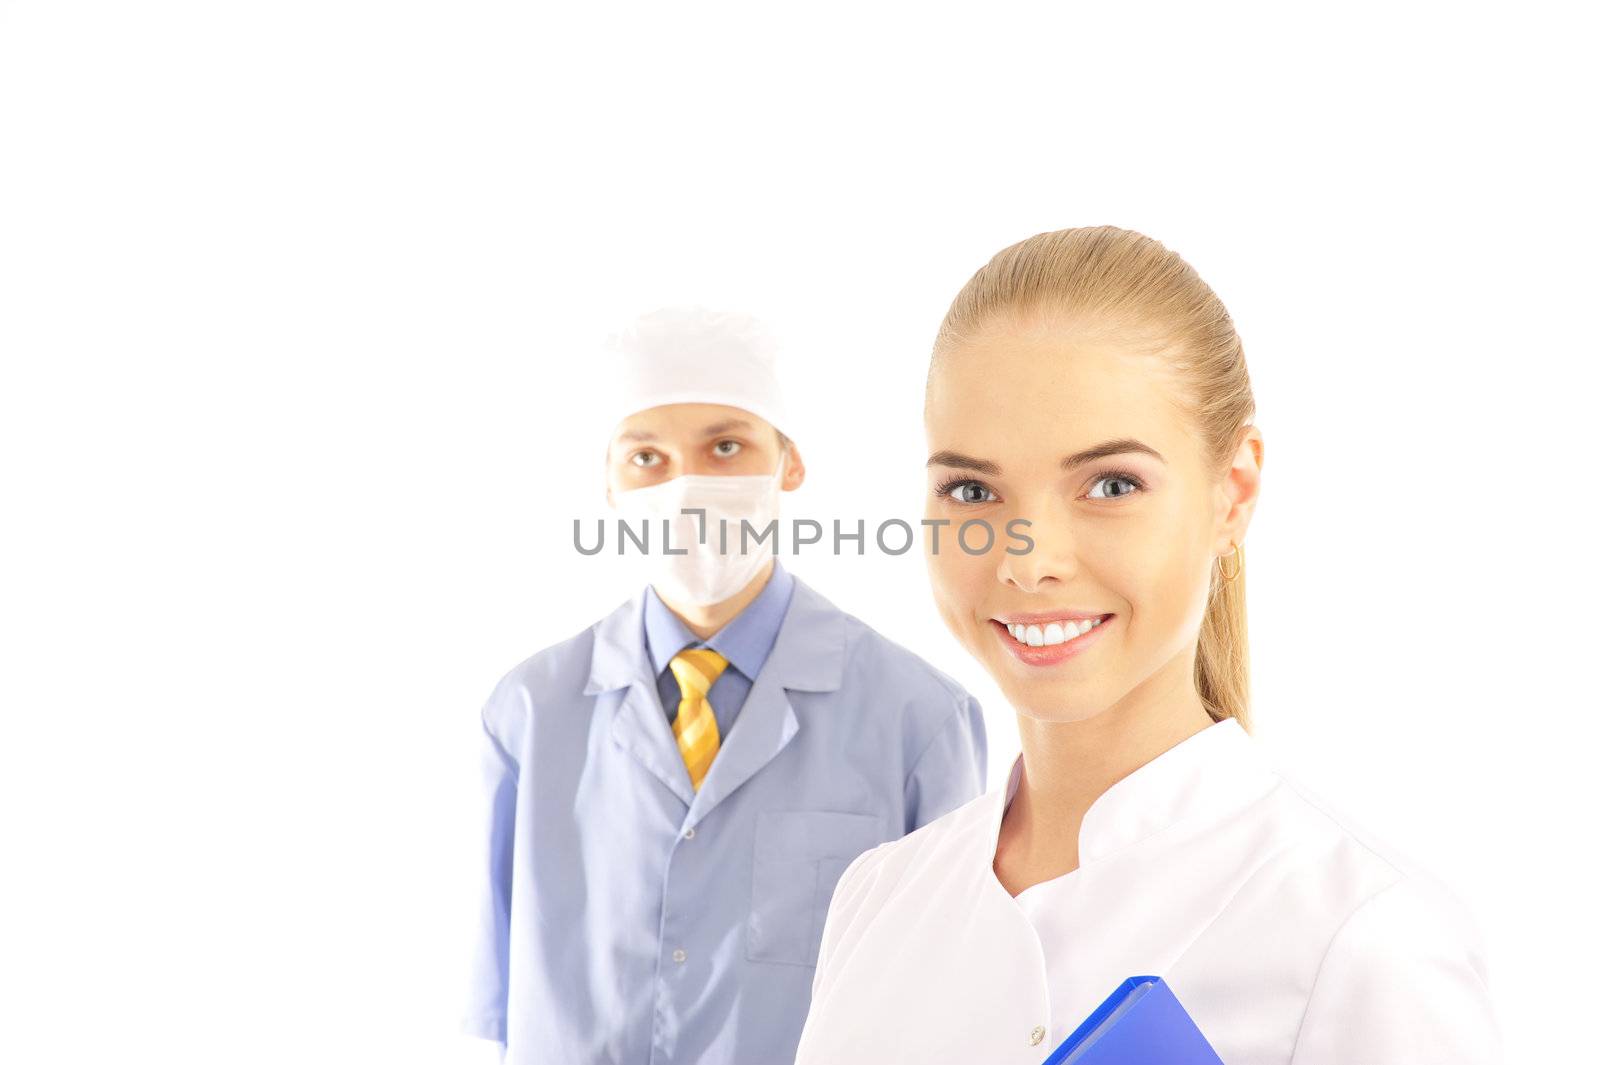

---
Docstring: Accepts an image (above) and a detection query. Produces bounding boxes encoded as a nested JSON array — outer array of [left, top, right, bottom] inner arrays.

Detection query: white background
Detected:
[[2, 2, 1595, 1062]]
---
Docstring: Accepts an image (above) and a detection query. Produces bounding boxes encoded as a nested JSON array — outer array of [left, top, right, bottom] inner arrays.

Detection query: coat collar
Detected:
[[987, 717, 1278, 874], [641, 559, 796, 683], [584, 572, 849, 823]]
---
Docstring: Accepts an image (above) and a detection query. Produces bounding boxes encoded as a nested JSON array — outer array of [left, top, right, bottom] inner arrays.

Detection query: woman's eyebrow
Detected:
[[926, 438, 1165, 474], [1060, 438, 1166, 470], [925, 450, 1001, 474]]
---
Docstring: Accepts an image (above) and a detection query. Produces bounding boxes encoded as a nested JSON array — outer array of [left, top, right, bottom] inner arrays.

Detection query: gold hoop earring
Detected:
[[1218, 539, 1242, 582]]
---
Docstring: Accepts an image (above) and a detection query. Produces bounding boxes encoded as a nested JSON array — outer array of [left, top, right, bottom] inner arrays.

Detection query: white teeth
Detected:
[[1002, 616, 1104, 647]]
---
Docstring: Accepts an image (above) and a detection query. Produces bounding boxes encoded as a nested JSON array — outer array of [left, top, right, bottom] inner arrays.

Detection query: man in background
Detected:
[[461, 307, 987, 1064]]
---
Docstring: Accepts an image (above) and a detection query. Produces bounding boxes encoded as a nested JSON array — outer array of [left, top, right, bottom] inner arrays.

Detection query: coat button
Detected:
[[683, 827, 695, 839], [1029, 1026, 1045, 1046], [672, 949, 687, 963]]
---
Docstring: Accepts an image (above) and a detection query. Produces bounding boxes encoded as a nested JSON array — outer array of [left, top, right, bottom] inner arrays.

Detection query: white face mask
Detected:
[[612, 455, 786, 607]]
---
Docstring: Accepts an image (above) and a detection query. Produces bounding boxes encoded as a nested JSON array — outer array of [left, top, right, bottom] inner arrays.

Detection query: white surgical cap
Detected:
[[602, 306, 791, 443]]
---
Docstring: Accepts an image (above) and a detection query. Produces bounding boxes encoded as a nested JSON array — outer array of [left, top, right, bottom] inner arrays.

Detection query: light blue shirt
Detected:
[[643, 559, 795, 738], [463, 568, 987, 1065]]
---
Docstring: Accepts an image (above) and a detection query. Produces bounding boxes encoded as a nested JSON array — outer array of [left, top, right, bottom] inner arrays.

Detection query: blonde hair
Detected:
[[931, 225, 1256, 731]]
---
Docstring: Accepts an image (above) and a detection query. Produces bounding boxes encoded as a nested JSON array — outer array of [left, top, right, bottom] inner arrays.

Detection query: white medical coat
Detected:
[[795, 718, 1502, 1065]]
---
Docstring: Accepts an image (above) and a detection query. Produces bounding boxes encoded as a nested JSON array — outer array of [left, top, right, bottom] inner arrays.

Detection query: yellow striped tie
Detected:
[[669, 648, 729, 792]]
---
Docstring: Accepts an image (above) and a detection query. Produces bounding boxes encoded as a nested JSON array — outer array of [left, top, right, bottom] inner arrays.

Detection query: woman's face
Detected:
[[923, 314, 1260, 724]]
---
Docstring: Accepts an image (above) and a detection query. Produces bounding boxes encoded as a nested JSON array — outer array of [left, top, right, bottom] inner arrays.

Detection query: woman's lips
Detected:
[[989, 614, 1113, 667]]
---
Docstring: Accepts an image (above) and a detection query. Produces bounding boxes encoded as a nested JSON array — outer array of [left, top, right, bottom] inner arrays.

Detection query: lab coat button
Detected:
[[672, 949, 687, 963], [683, 827, 695, 839], [1029, 1026, 1045, 1046]]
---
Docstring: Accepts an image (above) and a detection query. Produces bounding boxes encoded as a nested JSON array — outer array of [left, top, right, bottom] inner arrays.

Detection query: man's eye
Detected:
[[714, 439, 742, 456], [631, 451, 661, 467]]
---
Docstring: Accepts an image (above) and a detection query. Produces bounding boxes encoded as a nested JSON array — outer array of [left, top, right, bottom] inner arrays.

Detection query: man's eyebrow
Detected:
[[614, 419, 756, 445], [925, 438, 1165, 474]]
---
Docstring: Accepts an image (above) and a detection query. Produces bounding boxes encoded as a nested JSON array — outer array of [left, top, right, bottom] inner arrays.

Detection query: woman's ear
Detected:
[[1214, 425, 1264, 552]]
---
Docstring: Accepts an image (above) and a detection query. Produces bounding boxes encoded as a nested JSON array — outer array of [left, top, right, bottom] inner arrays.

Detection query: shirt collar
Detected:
[[993, 717, 1278, 867], [642, 559, 796, 682]]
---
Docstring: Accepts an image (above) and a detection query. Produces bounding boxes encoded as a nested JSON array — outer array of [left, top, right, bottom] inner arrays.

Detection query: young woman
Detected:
[[792, 227, 1501, 1065]]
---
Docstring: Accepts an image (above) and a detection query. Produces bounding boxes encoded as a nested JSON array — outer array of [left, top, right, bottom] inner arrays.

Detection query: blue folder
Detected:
[[1039, 976, 1225, 1064]]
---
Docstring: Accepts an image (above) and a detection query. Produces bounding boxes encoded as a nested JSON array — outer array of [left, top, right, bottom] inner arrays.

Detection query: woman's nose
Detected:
[[995, 520, 1075, 593]]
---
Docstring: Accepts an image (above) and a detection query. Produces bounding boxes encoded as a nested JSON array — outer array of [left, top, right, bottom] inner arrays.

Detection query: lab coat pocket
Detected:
[[748, 810, 884, 967]]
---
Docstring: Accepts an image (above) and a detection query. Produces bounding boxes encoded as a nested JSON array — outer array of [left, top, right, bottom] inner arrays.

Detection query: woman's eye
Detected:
[[1086, 473, 1144, 499], [630, 450, 661, 467], [713, 439, 743, 457], [936, 479, 997, 504]]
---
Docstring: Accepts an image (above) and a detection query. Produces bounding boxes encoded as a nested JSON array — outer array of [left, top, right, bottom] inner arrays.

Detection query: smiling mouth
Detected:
[[995, 614, 1112, 648]]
